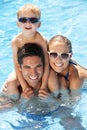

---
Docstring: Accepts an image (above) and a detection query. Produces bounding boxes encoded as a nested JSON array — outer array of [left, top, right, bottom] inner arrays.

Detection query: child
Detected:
[[3, 4, 49, 99], [48, 35, 87, 98]]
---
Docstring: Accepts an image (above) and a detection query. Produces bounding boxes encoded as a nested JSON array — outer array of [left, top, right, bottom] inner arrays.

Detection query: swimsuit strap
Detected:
[[57, 59, 77, 81], [64, 71, 69, 81], [65, 59, 77, 81], [56, 68, 69, 81], [69, 59, 77, 65]]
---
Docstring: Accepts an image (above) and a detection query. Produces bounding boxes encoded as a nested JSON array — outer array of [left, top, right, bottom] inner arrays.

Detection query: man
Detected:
[[2, 43, 49, 101]]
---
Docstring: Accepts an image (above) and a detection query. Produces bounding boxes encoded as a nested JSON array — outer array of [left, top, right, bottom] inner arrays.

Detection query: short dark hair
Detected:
[[17, 43, 45, 66]]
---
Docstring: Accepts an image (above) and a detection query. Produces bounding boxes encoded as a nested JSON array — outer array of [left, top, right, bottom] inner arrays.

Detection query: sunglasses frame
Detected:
[[18, 17, 40, 23], [48, 52, 71, 60]]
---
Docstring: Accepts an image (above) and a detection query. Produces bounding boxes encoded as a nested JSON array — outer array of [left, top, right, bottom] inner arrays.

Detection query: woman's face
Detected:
[[48, 42, 72, 73]]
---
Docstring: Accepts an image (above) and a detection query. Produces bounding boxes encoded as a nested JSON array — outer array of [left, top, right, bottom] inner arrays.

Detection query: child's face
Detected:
[[48, 41, 72, 73], [17, 11, 40, 35]]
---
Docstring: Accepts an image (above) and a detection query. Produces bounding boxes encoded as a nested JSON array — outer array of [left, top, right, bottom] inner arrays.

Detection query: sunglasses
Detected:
[[18, 17, 39, 23], [48, 52, 71, 60]]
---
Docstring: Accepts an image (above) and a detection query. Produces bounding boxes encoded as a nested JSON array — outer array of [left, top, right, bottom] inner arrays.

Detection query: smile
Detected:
[[25, 27, 32, 30], [29, 75, 38, 80], [54, 63, 63, 67]]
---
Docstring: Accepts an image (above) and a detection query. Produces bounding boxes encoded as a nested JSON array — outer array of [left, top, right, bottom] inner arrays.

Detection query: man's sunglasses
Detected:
[[48, 52, 71, 60], [18, 17, 39, 23]]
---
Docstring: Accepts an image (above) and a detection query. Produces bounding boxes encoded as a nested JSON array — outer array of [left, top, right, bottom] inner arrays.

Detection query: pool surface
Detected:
[[0, 0, 87, 130]]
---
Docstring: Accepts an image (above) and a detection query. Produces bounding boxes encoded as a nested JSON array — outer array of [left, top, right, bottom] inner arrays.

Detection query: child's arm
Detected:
[[39, 41, 50, 91], [11, 40, 30, 92]]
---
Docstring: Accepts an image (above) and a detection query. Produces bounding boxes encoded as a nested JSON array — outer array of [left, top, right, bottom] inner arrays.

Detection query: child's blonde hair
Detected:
[[17, 4, 41, 19], [48, 35, 72, 53]]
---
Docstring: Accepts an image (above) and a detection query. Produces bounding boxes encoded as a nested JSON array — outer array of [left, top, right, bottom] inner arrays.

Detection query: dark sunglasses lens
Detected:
[[19, 18, 27, 23], [50, 53, 57, 58], [30, 18, 39, 23], [61, 53, 69, 59]]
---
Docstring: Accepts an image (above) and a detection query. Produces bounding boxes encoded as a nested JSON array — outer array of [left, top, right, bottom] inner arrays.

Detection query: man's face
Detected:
[[20, 56, 43, 88]]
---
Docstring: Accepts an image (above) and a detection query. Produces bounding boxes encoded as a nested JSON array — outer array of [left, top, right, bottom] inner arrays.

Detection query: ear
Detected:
[[70, 53, 73, 58], [16, 21, 20, 28], [18, 64, 22, 71], [38, 21, 41, 28]]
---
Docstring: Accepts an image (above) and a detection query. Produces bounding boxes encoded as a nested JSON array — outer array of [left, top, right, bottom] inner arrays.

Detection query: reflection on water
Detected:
[[18, 96, 59, 115], [0, 89, 87, 130], [0, 81, 87, 130]]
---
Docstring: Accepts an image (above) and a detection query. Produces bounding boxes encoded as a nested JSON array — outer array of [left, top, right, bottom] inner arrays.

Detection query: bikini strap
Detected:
[[57, 60, 74, 81], [64, 72, 69, 81], [69, 59, 77, 65], [64, 61, 71, 81]]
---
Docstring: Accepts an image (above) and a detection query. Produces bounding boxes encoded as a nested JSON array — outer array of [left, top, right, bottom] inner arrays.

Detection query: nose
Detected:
[[26, 20, 31, 24], [56, 55, 62, 61], [30, 68, 36, 76]]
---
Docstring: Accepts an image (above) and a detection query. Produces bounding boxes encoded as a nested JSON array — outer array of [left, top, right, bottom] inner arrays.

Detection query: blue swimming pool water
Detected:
[[0, 0, 87, 130], [0, 0, 87, 87]]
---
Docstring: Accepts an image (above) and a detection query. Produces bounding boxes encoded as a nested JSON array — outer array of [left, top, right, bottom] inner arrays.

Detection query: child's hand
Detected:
[[21, 87, 34, 99], [38, 89, 49, 98]]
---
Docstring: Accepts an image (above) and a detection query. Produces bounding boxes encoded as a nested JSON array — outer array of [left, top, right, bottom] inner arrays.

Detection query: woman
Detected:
[[48, 35, 87, 98]]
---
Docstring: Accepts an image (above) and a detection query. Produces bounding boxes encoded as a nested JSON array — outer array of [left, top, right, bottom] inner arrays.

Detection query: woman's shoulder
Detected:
[[70, 59, 87, 78]]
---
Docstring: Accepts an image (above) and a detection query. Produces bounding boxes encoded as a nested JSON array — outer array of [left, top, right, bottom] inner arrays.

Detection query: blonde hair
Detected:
[[17, 4, 41, 19], [48, 35, 72, 53]]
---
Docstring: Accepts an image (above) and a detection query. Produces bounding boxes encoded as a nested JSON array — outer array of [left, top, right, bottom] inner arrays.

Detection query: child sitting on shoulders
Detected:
[[3, 4, 49, 100]]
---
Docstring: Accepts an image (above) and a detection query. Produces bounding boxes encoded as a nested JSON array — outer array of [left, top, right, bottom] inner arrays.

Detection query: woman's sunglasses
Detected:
[[48, 52, 71, 60], [18, 17, 39, 23]]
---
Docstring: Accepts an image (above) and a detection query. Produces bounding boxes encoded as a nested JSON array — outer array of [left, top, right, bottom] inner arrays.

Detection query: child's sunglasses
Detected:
[[18, 17, 39, 23], [48, 52, 71, 60]]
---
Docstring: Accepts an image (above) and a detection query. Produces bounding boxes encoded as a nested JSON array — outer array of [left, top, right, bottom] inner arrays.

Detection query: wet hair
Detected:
[[48, 35, 72, 53], [17, 4, 41, 19], [17, 43, 45, 66]]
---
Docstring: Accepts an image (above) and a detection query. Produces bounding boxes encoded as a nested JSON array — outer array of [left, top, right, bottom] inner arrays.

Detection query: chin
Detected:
[[30, 81, 38, 86], [56, 70, 62, 73], [53, 67, 62, 73]]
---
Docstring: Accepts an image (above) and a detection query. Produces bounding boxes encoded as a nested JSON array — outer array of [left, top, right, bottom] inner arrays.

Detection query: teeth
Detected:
[[55, 63, 62, 67], [25, 27, 31, 30], [30, 76, 37, 80]]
